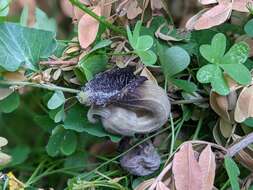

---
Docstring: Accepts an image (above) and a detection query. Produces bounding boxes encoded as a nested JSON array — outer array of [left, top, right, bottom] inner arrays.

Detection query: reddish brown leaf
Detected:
[[194, 2, 232, 30], [156, 181, 170, 190], [199, 145, 216, 190], [185, 9, 208, 30], [78, 6, 101, 49], [172, 143, 202, 190], [234, 85, 253, 122], [60, 0, 74, 17], [233, 0, 252, 12], [127, 0, 142, 19]]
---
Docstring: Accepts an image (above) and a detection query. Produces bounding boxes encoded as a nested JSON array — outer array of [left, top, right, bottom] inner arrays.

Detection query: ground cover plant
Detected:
[[1, 0, 253, 189]]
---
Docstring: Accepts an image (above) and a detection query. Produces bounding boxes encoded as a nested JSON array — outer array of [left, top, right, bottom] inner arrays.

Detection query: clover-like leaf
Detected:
[[245, 18, 253, 37], [135, 35, 153, 51], [211, 67, 230, 95], [137, 50, 157, 65], [197, 64, 217, 83], [220, 63, 251, 85], [47, 91, 65, 110], [200, 33, 226, 64], [222, 42, 249, 65], [159, 46, 191, 77]]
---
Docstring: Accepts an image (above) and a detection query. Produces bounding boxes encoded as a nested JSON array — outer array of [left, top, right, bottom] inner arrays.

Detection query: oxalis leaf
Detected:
[[0, 22, 57, 71], [47, 91, 65, 110], [224, 156, 240, 190], [198, 33, 251, 95]]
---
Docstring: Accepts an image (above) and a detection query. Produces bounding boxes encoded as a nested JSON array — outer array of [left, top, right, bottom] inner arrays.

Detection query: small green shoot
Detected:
[[127, 21, 157, 66]]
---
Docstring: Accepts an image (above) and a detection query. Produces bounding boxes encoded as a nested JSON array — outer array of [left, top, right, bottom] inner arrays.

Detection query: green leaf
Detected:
[[243, 117, 253, 127], [224, 156, 240, 190], [133, 21, 142, 47], [33, 115, 55, 132], [49, 105, 65, 123], [197, 64, 217, 83], [135, 35, 153, 51], [171, 79, 197, 93], [0, 23, 57, 71], [137, 50, 157, 65], [220, 63, 251, 85], [89, 40, 112, 54], [8, 145, 30, 166], [211, 67, 230, 95], [222, 42, 249, 65], [0, 92, 20, 113], [46, 125, 64, 157], [60, 131, 77, 156], [47, 91, 65, 110], [127, 25, 134, 47], [158, 45, 190, 77], [0, 0, 9, 17], [64, 105, 121, 142], [79, 54, 108, 81], [200, 33, 226, 64], [244, 18, 253, 37]]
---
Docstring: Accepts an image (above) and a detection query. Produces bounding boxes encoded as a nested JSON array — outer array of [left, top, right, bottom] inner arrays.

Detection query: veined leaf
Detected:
[[0, 22, 57, 71]]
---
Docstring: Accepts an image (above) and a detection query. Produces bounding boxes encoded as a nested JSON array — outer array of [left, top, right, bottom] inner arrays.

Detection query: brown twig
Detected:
[[40, 60, 77, 65], [226, 132, 253, 157]]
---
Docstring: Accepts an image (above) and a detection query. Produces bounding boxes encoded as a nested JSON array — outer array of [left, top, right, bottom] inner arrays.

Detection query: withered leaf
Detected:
[[172, 143, 202, 190], [78, 6, 101, 49], [193, 2, 232, 30], [199, 145, 216, 190], [210, 92, 230, 122], [232, 0, 252, 12], [234, 85, 253, 123], [156, 181, 170, 190]]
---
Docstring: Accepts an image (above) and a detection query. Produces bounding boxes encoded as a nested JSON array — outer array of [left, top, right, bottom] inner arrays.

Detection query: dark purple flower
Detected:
[[83, 67, 147, 106], [120, 141, 161, 176]]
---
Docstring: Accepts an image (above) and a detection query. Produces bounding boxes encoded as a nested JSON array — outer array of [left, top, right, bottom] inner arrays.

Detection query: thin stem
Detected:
[[192, 111, 204, 140], [171, 98, 208, 105], [69, 0, 126, 36], [0, 80, 81, 94], [169, 113, 175, 157], [220, 179, 230, 190], [40, 60, 77, 65]]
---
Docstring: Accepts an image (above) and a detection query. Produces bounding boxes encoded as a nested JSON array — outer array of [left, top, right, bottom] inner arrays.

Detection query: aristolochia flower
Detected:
[[79, 67, 171, 136]]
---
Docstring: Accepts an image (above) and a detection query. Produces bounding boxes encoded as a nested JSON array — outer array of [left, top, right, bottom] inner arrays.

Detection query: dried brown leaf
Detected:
[[172, 143, 202, 190], [3, 71, 26, 82], [219, 118, 233, 138], [61, 0, 74, 17], [232, 0, 252, 12], [210, 92, 230, 122], [194, 2, 232, 30], [140, 67, 158, 85], [127, 0, 142, 19], [185, 9, 208, 30], [0, 137, 8, 148], [134, 178, 155, 190], [78, 6, 101, 49], [151, 0, 163, 10], [156, 181, 170, 190], [234, 85, 253, 123], [199, 145, 216, 190]]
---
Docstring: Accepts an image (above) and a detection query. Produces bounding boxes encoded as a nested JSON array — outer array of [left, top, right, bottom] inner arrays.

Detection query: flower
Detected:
[[120, 141, 161, 176], [80, 67, 171, 136]]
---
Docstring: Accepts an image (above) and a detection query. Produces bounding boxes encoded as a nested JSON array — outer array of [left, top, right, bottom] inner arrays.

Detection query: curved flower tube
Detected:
[[81, 67, 171, 136]]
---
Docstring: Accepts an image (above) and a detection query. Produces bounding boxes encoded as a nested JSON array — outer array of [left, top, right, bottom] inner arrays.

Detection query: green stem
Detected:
[[169, 113, 175, 157], [69, 0, 126, 36], [192, 111, 204, 140], [171, 98, 208, 105], [220, 179, 230, 190], [0, 81, 81, 94]]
